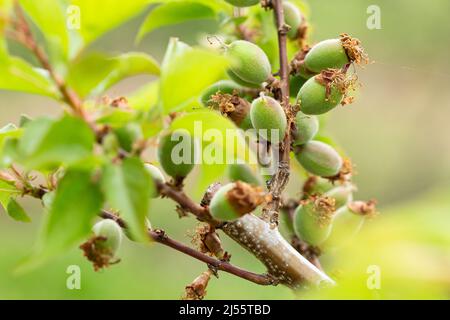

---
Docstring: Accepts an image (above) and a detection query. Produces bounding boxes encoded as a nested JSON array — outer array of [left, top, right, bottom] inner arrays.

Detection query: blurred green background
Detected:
[[0, 0, 449, 299]]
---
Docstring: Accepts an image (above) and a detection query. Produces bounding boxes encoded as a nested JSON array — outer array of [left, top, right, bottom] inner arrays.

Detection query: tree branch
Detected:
[[262, 0, 292, 226], [12, 5, 86, 119], [99, 210, 277, 286], [157, 181, 221, 226]]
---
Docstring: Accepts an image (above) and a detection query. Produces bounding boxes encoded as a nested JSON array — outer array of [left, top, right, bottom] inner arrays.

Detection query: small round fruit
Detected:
[[228, 164, 263, 186], [114, 123, 143, 152], [293, 197, 335, 246], [283, 1, 303, 39], [93, 220, 123, 255], [209, 182, 264, 221], [324, 184, 354, 208], [303, 176, 334, 197], [227, 70, 262, 89], [297, 77, 343, 115], [293, 112, 319, 146], [304, 39, 349, 73], [224, 0, 260, 8], [322, 201, 376, 250], [145, 164, 165, 198], [227, 40, 271, 86], [157, 130, 196, 179], [250, 95, 287, 142], [200, 80, 242, 107], [295, 141, 343, 177]]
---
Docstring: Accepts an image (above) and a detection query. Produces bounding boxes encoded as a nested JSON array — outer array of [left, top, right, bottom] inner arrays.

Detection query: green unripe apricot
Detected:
[[297, 76, 343, 115], [157, 130, 196, 179], [303, 176, 334, 197], [293, 198, 335, 246], [227, 70, 262, 89], [227, 40, 271, 86], [144, 164, 165, 198], [324, 184, 354, 208], [295, 141, 343, 177], [114, 123, 143, 152], [228, 163, 263, 186], [93, 220, 123, 255], [322, 201, 375, 250], [250, 95, 287, 142], [293, 112, 319, 146], [304, 39, 349, 74], [224, 0, 260, 8], [210, 182, 264, 221], [283, 1, 303, 39], [200, 80, 242, 107]]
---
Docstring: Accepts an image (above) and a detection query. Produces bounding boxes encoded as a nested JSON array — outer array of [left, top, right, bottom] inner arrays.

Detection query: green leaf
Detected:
[[96, 108, 137, 128], [67, 52, 160, 98], [101, 157, 153, 243], [0, 124, 23, 149], [160, 45, 229, 113], [70, 0, 154, 46], [0, 179, 19, 209], [18, 116, 95, 170], [137, 1, 216, 43], [0, 56, 57, 97], [170, 109, 256, 166], [7, 198, 31, 223], [19, 0, 70, 62], [127, 81, 159, 111], [19, 170, 103, 271]]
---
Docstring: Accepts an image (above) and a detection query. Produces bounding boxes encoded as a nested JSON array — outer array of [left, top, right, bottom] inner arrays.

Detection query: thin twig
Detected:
[[99, 211, 277, 286], [262, 0, 292, 227], [12, 5, 85, 118]]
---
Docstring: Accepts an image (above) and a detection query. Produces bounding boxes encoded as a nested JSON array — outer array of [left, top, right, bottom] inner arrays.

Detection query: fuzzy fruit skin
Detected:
[[209, 183, 239, 221], [322, 205, 365, 251], [303, 176, 334, 197], [93, 220, 123, 255], [293, 112, 319, 146], [228, 164, 263, 186], [290, 74, 307, 98], [324, 185, 354, 208], [283, 1, 303, 39], [227, 70, 262, 89], [227, 40, 271, 86], [294, 202, 333, 246], [115, 123, 143, 152], [304, 39, 349, 73], [239, 113, 253, 130], [224, 0, 260, 8], [144, 164, 165, 198], [200, 80, 242, 106], [297, 77, 343, 115], [295, 141, 343, 177], [250, 96, 287, 142], [157, 130, 196, 179]]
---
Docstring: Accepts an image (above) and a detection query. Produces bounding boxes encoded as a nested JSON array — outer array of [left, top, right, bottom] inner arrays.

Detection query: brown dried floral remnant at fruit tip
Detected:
[[183, 270, 212, 300], [226, 181, 272, 216], [302, 195, 336, 227], [348, 200, 378, 218], [315, 68, 359, 106], [340, 33, 369, 66], [328, 158, 354, 183], [209, 92, 251, 126], [79, 236, 120, 271]]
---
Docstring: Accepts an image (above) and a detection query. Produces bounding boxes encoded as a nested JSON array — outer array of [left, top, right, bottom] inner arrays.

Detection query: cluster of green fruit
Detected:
[[292, 176, 377, 250], [129, 2, 369, 247]]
